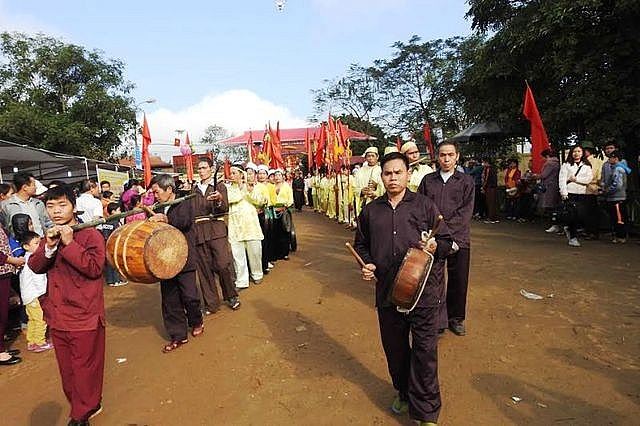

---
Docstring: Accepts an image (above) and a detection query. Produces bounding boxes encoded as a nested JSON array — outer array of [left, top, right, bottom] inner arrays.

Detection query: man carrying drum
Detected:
[[149, 174, 204, 353], [353, 151, 452, 426]]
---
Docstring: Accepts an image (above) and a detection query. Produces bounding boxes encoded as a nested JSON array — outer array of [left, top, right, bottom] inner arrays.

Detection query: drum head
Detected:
[[145, 225, 188, 280]]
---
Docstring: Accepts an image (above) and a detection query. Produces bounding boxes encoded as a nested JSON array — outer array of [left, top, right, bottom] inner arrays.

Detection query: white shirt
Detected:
[[439, 170, 454, 183], [76, 192, 103, 223], [19, 252, 47, 305], [559, 162, 593, 197]]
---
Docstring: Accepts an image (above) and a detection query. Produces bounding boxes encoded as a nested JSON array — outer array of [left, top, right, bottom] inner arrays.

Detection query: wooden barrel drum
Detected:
[[106, 220, 188, 284], [389, 248, 434, 313]]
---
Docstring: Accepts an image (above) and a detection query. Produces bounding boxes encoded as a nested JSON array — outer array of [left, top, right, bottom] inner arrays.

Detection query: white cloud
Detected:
[[0, 1, 60, 36], [144, 89, 308, 161]]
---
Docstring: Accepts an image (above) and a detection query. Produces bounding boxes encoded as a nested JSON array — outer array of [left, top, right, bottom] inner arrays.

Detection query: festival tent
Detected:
[[0, 139, 133, 184], [448, 122, 506, 142]]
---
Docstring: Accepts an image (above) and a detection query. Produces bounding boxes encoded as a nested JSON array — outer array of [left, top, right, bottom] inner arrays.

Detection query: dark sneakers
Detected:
[[448, 320, 466, 336]]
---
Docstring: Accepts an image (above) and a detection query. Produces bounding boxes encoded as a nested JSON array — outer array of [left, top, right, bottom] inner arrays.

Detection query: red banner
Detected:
[[523, 83, 551, 174]]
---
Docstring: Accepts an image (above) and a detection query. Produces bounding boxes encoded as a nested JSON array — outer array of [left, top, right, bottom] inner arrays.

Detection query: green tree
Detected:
[[312, 36, 482, 153], [0, 32, 137, 160], [371, 35, 476, 140], [337, 114, 389, 157], [311, 64, 383, 123], [464, 0, 640, 160], [200, 124, 245, 163]]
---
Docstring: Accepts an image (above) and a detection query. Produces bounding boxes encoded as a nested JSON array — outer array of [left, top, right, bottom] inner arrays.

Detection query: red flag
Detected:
[[141, 113, 152, 187], [223, 157, 231, 179], [247, 131, 254, 163], [396, 136, 401, 150], [268, 123, 284, 169], [315, 123, 326, 168], [336, 119, 350, 166], [305, 128, 313, 170], [423, 122, 435, 160], [523, 83, 551, 174], [185, 132, 194, 182]]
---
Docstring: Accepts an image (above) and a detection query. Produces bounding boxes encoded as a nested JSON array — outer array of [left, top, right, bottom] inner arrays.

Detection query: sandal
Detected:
[[162, 339, 188, 353], [191, 324, 204, 338]]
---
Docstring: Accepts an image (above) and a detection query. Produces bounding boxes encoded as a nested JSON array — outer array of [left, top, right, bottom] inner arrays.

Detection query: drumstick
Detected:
[[426, 214, 444, 239], [345, 242, 366, 267]]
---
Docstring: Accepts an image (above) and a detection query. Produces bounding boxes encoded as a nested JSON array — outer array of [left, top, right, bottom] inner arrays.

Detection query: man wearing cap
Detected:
[[353, 146, 384, 218], [401, 141, 434, 192], [191, 158, 241, 313], [383, 146, 399, 156], [417, 141, 474, 337], [0, 172, 52, 237]]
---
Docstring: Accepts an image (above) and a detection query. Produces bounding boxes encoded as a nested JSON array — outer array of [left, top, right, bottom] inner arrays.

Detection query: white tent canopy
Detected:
[[0, 139, 133, 184]]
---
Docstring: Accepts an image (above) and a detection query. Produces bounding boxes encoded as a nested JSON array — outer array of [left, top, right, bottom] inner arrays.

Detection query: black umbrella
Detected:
[[448, 122, 505, 143]]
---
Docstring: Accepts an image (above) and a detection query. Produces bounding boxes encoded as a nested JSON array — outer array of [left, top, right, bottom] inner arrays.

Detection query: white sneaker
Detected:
[[545, 225, 561, 233], [568, 238, 581, 247]]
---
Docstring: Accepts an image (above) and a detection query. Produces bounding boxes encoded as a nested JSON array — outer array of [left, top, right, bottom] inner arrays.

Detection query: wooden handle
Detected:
[[345, 242, 366, 267], [426, 214, 444, 239], [142, 205, 156, 217]]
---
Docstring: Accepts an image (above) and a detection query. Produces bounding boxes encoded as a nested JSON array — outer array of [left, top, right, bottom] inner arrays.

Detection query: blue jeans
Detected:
[[104, 263, 121, 284]]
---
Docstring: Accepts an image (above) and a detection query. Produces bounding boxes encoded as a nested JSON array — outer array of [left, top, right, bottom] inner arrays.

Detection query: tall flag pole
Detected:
[[247, 131, 254, 163], [305, 128, 313, 171], [315, 123, 326, 168], [141, 113, 153, 187], [523, 82, 551, 174]]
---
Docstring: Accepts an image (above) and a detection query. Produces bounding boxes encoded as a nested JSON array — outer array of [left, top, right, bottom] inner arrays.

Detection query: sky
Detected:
[[0, 0, 473, 161]]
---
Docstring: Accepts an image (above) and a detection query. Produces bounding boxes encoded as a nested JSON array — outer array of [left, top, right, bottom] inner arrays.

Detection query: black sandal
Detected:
[[162, 339, 188, 353]]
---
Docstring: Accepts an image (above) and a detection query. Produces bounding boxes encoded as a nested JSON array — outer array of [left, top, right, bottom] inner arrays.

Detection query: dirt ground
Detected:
[[2, 209, 640, 426]]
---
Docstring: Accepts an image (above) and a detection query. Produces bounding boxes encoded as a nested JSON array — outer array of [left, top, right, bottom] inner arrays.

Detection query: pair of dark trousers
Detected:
[[377, 305, 441, 423], [445, 248, 471, 323], [258, 211, 271, 271], [607, 200, 628, 239], [160, 270, 202, 341], [51, 326, 105, 421], [583, 194, 600, 237], [484, 188, 498, 220], [566, 194, 588, 238], [195, 238, 237, 311]]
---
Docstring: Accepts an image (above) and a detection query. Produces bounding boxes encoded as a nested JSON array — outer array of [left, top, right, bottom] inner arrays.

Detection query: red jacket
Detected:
[[29, 228, 105, 331]]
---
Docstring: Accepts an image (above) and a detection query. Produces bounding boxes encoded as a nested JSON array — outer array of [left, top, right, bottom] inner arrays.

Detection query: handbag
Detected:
[[558, 200, 579, 224], [534, 183, 546, 193]]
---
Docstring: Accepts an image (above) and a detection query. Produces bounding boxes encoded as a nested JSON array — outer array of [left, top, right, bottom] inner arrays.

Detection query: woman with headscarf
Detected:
[[268, 169, 294, 261], [226, 164, 266, 289]]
